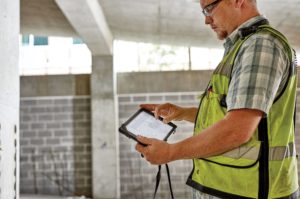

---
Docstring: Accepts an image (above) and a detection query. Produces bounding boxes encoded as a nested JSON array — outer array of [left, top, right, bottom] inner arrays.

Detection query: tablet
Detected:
[[119, 108, 177, 145]]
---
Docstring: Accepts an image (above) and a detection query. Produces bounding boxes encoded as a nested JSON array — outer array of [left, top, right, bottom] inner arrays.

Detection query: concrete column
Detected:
[[0, 0, 20, 199], [91, 55, 119, 199]]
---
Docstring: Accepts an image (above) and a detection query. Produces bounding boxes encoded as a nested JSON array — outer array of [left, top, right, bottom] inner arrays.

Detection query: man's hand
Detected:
[[140, 103, 197, 123], [135, 136, 173, 165]]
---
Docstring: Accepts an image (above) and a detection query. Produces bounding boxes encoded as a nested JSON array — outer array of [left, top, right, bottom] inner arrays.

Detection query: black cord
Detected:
[[165, 164, 174, 199], [153, 164, 174, 199], [153, 165, 161, 199]]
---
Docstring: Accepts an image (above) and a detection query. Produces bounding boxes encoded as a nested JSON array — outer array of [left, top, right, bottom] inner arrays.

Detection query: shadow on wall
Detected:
[[20, 97, 92, 197]]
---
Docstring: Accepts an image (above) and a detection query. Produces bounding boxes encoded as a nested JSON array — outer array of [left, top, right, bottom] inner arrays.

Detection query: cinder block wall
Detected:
[[20, 75, 91, 197], [19, 71, 300, 198], [20, 97, 91, 196]]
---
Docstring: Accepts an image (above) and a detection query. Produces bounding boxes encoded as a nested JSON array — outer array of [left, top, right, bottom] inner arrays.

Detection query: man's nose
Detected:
[[205, 16, 213, 25]]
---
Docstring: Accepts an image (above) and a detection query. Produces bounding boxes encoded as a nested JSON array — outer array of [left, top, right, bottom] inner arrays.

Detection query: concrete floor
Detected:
[[20, 195, 90, 199]]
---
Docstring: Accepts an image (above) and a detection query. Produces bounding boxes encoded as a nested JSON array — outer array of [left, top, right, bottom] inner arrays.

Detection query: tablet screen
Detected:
[[126, 111, 173, 140]]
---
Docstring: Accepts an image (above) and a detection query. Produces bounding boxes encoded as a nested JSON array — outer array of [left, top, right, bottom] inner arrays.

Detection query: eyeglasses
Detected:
[[202, 0, 223, 17]]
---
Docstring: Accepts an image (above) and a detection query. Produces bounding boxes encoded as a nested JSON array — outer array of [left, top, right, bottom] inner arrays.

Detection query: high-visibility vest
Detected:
[[186, 24, 299, 199]]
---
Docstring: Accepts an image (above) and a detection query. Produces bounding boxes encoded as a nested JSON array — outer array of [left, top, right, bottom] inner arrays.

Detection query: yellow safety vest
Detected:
[[186, 24, 299, 199]]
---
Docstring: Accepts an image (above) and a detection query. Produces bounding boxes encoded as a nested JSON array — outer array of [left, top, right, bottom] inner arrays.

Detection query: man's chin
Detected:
[[216, 32, 227, 40], [217, 35, 226, 40]]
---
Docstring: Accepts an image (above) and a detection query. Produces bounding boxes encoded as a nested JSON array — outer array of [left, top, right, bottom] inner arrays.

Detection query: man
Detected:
[[135, 0, 299, 198]]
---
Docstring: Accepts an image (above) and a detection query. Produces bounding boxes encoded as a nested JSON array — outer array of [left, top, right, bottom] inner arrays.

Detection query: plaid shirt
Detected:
[[226, 15, 290, 114], [194, 16, 291, 199]]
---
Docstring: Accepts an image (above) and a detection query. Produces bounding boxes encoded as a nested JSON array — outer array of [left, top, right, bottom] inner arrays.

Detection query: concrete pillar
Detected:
[[0, 0, 20, 199], [91, 55, 120, 199]]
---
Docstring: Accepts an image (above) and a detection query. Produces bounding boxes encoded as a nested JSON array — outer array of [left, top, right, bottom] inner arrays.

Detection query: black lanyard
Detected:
[[153, 164, 174, 199]]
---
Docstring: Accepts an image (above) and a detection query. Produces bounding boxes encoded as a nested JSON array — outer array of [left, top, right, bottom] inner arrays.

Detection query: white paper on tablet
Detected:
[[126, 111, 173, 140], [119, 109, 176, 143]]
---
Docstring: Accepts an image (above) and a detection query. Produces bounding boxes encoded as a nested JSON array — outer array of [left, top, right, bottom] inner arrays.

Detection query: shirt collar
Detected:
[[223, 15, 267, 51]]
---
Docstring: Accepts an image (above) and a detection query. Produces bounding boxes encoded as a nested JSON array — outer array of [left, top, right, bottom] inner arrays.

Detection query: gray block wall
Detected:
[[19, 92, 199, 198], [19, 73, 300, 198], [20, 96, 91, 197]]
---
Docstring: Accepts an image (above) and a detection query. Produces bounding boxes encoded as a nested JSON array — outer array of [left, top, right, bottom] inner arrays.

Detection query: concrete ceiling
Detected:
[[21, 0, 300, 53]]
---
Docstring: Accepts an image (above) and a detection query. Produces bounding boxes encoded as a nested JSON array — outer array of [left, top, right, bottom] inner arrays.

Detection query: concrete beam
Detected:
[[55, 0, 113, 55], [21, 0, 78, 37]]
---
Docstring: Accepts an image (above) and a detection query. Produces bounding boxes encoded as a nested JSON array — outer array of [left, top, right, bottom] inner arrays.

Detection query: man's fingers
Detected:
[[140, 103, 180, 122], [136, 135, 152, 145], [135, 136, 152, 156], [140, 104, 158, 111], [154, 104, 170, 119]]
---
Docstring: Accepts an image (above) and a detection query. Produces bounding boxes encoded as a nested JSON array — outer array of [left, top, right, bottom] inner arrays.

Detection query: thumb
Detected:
[[136, 135, 153, 145]]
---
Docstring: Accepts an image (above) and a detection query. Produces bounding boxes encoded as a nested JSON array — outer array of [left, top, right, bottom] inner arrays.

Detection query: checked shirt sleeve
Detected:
[[226, 33, 290, 115]]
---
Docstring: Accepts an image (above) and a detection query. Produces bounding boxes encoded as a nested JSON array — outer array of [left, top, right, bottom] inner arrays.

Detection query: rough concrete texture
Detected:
[[20, 71, 211, 97], [91, 56, 119, 199], [20, 75, 90, 97], [117, 70, 213, 94], [0, 0, 20, 198]]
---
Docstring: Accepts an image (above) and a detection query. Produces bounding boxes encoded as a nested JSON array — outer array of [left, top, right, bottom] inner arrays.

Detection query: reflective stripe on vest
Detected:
[[221, 142, 296, 161]]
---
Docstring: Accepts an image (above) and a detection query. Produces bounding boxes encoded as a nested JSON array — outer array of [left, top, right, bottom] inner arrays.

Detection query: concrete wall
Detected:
[[117, 70, 213, 94], [20, 75, 90, 97], [0, 1, 20, 199], [19, 71, 300, 198]]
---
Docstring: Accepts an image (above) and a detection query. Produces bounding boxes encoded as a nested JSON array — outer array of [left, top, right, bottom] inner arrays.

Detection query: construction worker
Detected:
[[136, 0, 299, 198]]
